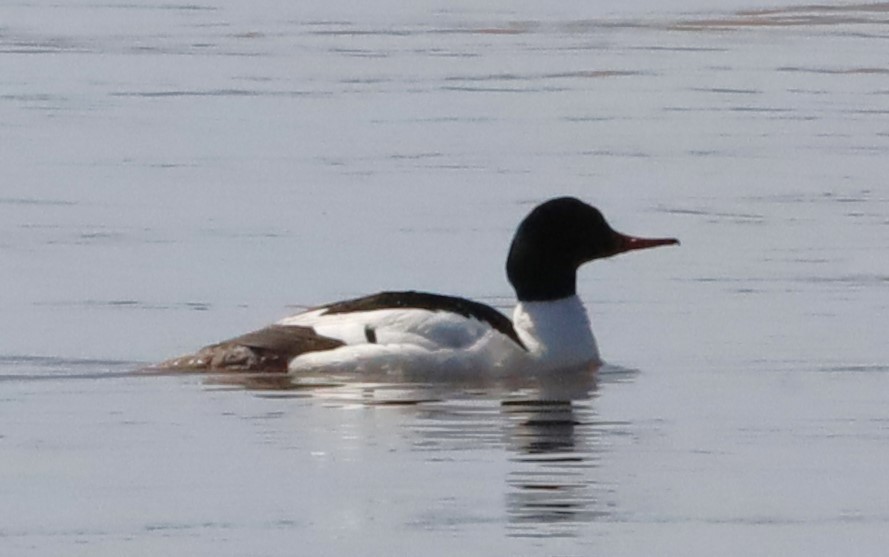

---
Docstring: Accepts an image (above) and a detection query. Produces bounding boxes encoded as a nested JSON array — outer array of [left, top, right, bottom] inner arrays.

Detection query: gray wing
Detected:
[[156, 324, 344, 373]]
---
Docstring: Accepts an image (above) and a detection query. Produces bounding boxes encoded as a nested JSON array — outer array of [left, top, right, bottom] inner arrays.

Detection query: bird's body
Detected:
[[157, 197, 677, 376]]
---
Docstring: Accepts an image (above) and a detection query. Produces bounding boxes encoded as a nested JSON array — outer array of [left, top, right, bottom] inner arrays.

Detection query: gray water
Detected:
[[3, 1, 889, 555]]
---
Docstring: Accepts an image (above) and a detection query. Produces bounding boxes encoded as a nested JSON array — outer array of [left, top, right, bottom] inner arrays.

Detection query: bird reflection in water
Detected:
[[500, 367, 618, 538], [205, 363, 631, 536]]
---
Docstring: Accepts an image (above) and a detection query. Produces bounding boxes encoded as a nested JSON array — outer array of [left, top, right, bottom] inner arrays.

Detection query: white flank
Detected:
[[275, 297, 600, 376]]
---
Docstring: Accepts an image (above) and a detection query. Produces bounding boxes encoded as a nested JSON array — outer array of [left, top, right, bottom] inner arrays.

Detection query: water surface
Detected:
[[2, 1, 889, 555]]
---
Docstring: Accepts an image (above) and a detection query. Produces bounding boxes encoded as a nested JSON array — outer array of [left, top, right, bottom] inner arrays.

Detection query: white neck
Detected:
[[512, 295, 601, 371]]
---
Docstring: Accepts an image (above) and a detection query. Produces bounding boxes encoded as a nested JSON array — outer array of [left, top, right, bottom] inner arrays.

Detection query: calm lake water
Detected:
[[3, 1, 889, 555]]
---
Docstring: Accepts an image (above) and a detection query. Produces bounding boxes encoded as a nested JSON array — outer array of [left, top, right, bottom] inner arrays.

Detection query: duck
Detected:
[[157, 197, 678, 376]]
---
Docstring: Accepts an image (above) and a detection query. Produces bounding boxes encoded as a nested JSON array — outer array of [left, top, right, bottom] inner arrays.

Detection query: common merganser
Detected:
[[158, 197, 678, 375]]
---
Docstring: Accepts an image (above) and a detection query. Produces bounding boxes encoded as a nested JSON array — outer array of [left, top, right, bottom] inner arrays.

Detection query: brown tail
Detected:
[[156, 325, 344, 373]]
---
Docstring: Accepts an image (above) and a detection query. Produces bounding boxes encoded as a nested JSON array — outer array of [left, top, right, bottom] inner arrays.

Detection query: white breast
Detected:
[[512, 296, 601, 371]]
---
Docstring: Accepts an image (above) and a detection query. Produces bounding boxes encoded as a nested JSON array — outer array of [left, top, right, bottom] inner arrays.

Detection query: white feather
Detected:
[[512, 296, 601, 370], [275, 296, 599, 376]]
